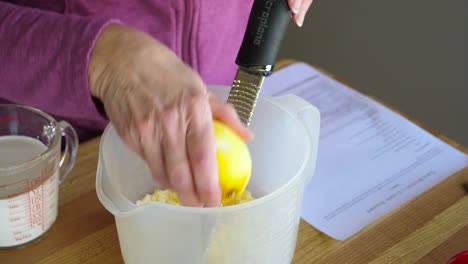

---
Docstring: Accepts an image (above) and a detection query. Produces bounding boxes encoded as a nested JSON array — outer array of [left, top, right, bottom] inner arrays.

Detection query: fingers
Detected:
[[160, 107, 202, 207], [208, 93, 253, 141], [288, 0, 313, 27], [113, 93, 170, 188], [186, 95, 221, 207], [289, 0, 302, 14], [137, 114, 170, 189]]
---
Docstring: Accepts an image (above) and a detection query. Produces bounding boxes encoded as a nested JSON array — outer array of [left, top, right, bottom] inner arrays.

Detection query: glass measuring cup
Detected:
[[0, 104, 78, 248]]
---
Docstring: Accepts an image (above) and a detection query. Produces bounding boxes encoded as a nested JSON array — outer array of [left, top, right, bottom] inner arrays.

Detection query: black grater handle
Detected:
[[236, 0, 291, 73]]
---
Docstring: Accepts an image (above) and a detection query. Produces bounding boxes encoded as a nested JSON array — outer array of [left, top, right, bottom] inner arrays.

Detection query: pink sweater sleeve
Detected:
[[0, 2, 120, 140]]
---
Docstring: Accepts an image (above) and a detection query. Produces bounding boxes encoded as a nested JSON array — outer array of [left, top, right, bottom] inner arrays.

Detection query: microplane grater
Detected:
[[226, 0, 291, 127], [227, 69, 265, 126]]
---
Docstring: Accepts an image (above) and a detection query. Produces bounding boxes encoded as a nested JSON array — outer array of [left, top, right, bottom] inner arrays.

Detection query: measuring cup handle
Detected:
[[58, 121, 79, 184]]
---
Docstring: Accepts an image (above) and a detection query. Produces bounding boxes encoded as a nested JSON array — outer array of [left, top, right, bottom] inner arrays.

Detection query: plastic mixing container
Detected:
[[96, 86, 320, 264]]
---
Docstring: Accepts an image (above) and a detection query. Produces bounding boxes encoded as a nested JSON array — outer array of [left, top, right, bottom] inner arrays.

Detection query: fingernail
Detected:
[[296, 13, 305, 27], [291, 0, 301, 14]]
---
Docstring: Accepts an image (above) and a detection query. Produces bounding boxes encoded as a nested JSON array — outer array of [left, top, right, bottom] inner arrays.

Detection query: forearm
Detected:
[[0, 2, 120, 132]]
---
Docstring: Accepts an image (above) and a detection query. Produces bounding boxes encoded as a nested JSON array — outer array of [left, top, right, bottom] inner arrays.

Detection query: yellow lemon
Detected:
[[213, 120, 252, 205]]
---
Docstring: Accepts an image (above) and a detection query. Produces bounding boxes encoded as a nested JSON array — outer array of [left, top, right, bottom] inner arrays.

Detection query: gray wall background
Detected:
[[277, 0, 468, 147]]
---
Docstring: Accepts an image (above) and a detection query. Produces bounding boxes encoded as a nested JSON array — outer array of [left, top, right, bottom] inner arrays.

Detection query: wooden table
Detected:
[[1, 61, 467, 264]]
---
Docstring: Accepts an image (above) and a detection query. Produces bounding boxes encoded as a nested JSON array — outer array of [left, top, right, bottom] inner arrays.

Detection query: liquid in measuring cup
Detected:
[[0, 136, 59, 247]]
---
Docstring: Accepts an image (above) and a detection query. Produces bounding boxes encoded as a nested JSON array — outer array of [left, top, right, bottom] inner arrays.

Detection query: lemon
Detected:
[[213, 120, 252, 205]]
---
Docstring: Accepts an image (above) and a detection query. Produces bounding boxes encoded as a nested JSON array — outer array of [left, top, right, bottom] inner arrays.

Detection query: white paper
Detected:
[[262, 62, 468, 240]]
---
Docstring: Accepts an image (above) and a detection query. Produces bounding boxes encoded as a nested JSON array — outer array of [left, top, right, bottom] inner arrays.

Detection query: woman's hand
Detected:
[[288, 0, 314, 27], [88, 24, 252, 207]]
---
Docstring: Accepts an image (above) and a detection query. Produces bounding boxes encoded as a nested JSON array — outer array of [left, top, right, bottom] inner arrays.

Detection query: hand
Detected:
[[88, 24, 252, 207], [288, 0, 313, 27]]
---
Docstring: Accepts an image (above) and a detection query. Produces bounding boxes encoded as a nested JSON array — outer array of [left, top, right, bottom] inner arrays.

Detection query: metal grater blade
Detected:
[[227, 68, 265, 127]]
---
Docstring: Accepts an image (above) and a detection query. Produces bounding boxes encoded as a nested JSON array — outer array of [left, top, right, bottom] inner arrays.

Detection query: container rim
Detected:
[[96, 94, 313, 216]]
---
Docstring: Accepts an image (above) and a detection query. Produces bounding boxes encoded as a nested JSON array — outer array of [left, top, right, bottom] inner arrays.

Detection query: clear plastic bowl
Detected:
[[96, 86, 320, 264]]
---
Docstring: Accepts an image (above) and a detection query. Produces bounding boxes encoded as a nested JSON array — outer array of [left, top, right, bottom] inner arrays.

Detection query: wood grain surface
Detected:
[[1, 60, 466, 264]]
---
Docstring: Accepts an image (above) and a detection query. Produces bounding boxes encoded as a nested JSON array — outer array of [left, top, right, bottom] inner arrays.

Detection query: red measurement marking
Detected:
[[8, 195, 26, 201], [9, 195, 28, 200], [7, 192, 26, 199], [29, 177, 44, 229], [0, 116, 19, 122], [12, 229, 31, 236], [8, 204, 20, 209], [42, 172, 45, 231], [14, 228, 32, 234], [9, 208, 31, 215], [30, 176, 42, 190], [27, 178, 32, 228], [13, 222, 31, 229], [9, 216, 21, 222], [14, 233, 32, 242]]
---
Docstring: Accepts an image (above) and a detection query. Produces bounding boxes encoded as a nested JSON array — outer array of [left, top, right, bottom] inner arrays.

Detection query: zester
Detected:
[[227, 0, 292, 126]]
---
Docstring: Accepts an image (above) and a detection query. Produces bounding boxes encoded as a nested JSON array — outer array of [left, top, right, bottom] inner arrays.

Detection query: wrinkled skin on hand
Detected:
[[89, 25, 251, 207]]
